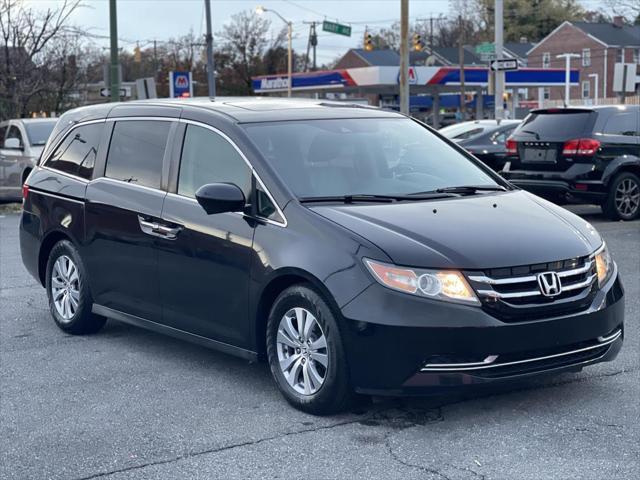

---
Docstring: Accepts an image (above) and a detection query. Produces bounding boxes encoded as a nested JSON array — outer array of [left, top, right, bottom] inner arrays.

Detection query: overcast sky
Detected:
[[26, 0, 605, 64]]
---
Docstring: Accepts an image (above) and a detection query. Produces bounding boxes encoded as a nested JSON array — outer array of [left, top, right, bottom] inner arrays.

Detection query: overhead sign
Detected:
[[491, 59, 519, 71], [100, 86, 131, 98], [169, 71, 193, 98], [322, 20, 351, 37]]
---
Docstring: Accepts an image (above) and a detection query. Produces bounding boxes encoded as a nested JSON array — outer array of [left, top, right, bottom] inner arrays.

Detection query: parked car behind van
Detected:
[[502, 106, 640, 220], [0, 118, 57, 201], [20, 99, 624, 414], [439, 119, 521, 171]]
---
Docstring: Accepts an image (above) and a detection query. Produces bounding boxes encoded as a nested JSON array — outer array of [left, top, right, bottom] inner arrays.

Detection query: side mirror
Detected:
[[195, 183, 246, 215], [4, 137, 22, 150]]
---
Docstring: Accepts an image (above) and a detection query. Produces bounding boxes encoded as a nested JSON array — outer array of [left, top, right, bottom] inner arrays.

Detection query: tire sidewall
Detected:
[[45, 240, 92, 332], [266, 285, 350, 413], [606, 172, 640, 221]]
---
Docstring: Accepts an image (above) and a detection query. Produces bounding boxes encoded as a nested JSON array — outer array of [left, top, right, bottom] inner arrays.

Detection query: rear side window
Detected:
[[602, 113, 638, 137], [46, 124, 103, 180], [518, 112, 593, 140], [105, 120, 170, 189], [177, 125, 251, 199]]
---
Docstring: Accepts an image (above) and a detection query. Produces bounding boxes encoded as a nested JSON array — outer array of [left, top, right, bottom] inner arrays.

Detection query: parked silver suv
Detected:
[[0, 118, 57, 201]]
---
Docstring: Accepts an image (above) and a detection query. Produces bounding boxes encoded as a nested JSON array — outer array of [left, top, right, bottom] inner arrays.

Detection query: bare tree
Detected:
[[0, 0, 81, 119]]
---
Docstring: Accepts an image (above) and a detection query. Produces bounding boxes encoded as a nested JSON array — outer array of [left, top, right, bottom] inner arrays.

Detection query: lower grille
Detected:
[[466, 254, 598, 321], [420, 329, 621, 378]]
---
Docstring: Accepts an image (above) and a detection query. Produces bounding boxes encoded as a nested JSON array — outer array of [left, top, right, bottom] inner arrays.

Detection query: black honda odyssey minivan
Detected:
[[20, 98, 624, 414]]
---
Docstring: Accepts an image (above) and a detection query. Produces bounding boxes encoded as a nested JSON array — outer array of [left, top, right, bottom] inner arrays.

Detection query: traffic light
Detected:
[[412, 33, 424, 52], [364, 33, 374, 51], [134, 44, 142, 63]]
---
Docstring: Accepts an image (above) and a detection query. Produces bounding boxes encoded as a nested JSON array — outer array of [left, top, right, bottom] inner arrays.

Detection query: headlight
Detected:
[[363, 258, 480, 306], [594, 243, 612, 287]]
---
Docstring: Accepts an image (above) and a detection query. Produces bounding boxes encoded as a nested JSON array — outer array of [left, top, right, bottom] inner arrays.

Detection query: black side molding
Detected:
[[92, 304, 258, 362]]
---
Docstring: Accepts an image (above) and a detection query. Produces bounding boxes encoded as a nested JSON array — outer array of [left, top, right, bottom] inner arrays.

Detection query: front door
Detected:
[[158, 123, 255, 347], [84, 119, 176, 322]]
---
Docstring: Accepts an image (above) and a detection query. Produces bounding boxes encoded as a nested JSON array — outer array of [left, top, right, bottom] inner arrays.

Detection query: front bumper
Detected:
[[340, 269, 624, 395]]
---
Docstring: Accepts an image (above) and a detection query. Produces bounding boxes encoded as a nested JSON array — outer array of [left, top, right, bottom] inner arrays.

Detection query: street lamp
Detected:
[[588, 73, 599, 105], [256, 5, 292, 98]]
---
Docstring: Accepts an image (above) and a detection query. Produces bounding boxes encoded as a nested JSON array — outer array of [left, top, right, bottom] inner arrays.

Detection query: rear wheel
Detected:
[[602, 172, 640, 221], [45, 240, 106, 334], [266, 285, 355, 415]]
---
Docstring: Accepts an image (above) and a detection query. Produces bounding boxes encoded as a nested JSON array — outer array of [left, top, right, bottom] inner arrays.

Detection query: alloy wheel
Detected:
[[51, 255, 80, 322], [276, 307, 328, 395], [615, 178, 640, 217]]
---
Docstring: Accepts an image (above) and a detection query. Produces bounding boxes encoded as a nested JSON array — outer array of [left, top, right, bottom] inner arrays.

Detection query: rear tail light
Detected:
[[22, 184, 29, 200], [562, 138, 601, 156], [505, 138, 518, 156]]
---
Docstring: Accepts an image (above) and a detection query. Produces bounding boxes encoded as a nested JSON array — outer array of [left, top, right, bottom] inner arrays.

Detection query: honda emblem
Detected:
[[537, 272, 562, 297]]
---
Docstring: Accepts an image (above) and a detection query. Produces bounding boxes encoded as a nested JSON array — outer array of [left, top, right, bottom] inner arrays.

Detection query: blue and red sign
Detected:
[[169, 71, 193, 98]]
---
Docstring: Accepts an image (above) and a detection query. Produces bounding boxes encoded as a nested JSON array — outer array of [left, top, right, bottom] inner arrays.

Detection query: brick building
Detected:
[[527, 18, 640, 102]]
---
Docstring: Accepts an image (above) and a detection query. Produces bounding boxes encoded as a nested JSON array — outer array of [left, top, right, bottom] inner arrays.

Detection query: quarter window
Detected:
[[603, 113, 637, 137], [105, 120, 171, 189], [46, 124, 103, 180], [178, 125, 251, 200]]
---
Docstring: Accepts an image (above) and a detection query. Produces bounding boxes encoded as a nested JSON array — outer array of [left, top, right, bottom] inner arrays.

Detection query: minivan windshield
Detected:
[[243, 118, 500, 199]]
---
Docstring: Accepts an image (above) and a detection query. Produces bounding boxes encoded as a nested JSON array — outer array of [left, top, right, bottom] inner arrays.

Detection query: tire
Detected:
[[45, 240, 106, 335], [266, 285, 356, 415], [602, 172, 640, 221]]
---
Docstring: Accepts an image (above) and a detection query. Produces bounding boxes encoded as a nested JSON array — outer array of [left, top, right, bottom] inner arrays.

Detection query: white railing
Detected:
[[541, 96, 640, 107]]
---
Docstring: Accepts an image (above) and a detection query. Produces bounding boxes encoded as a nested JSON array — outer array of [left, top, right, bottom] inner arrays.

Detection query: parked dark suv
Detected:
[[20, 99, 624, 414], [502, 106, 640, 220]]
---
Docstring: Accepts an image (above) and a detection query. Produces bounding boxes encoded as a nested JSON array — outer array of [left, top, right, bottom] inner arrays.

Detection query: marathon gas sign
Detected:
[[253, 70, 356, 93], [169, 71, 193, 98]]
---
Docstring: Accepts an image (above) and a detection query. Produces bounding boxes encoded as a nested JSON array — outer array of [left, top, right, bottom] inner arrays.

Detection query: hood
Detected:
[[310, 191, 602, 270]]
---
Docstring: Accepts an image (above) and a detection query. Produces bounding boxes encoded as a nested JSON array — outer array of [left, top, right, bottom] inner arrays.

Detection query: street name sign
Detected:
[[322, 20, 351, 37], [490, 59, 519, 71]]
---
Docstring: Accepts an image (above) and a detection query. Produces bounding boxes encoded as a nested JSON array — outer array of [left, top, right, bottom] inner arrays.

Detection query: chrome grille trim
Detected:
[[469, 258, 596, 301], [420, 329, 621, 372], [476, 289, 541, 299], [557, 260, 593, 278], [561, 273, 597, 292]]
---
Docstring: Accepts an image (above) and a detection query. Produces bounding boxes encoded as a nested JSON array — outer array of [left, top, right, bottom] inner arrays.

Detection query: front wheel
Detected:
[[266, 285, 355, 415], [602, 172, 640, 221]]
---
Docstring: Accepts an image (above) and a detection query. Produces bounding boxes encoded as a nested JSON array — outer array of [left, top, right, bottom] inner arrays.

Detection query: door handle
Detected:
[[138, 216, 182, 240], [154, 223, 182, 239]]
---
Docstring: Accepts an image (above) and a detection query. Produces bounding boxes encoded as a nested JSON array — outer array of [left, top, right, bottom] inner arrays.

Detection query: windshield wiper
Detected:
[[520, 129, 540, 140], [409, 185, 507, 196], [299, 193, 454, 204]]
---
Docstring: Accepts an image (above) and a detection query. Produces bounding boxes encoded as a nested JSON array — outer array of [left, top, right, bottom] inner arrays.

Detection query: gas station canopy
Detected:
[[252, 66, 579, 94]]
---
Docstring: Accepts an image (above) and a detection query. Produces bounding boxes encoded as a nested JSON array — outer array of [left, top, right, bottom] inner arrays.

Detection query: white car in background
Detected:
[[0, 118, 57, 201]]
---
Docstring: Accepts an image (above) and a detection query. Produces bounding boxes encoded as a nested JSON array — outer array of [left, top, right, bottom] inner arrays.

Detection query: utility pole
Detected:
[[204, 0, 216, 98], [494, 0, 504, 120], [458, 15, 466, 117], [109, 0, 119, 103], [557, 53, 580, 106], [303, 22, 318, 72], [153, 40, 158, 81], [429, 15, 434, 52], [399, 0, 409, 115]]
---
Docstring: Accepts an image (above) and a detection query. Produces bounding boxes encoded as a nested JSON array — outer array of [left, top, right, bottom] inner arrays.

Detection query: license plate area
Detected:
[[523, 148, 557, 163]]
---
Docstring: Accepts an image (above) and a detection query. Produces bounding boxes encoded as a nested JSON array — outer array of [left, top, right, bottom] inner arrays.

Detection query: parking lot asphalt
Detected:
[[1, 204, 638, 480]]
